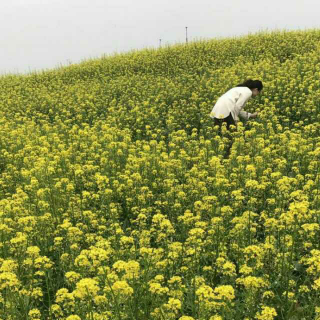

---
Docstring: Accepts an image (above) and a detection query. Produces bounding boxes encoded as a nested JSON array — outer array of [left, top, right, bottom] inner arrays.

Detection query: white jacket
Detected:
[[210, 87, 252, 121]]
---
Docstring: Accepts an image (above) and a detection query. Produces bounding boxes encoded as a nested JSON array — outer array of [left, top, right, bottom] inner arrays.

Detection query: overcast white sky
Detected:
[[1, 0, 319, 74]]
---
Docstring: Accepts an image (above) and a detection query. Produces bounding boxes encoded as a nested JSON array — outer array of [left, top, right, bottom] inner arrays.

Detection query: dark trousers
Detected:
[[213, 112, 235, 130], [213, 113, 235, 158]]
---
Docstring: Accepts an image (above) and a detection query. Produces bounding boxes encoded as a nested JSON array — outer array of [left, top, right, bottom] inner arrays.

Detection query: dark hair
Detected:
[[236, 79, 263, 91]]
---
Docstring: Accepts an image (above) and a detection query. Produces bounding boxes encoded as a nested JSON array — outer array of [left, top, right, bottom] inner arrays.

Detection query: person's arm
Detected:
[[250, 112, 259, 119], [239, 111, 259, 121], [234, 91, 252, 120], [239, 110, 252, 120]]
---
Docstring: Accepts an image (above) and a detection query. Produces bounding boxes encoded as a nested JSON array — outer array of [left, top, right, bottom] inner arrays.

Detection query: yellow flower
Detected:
[[149, 282, 169, 296], [196, 284, 235, 310], [163, 297, 182, 313], [221, 261, 236, 277], [55, 288, 75, 307], [255, 306, 277, 320], [73, 278, 100, 299], [262, 291, 275, 299], [124, 260, 140, 280], [236, 276, 268, 290], [65, 271, 81, 285], [94, 295, 108, 306], [0, 272, 20, 291], [26, 246, 41, 258], [28, 309, 41, 320], [111, 280, 134, 296], [30, 287, 43, 299], [66, 316, 82, 320], [0, 259, 18, 273], [50, 304, 63, 317], [213, 285, 235, 301]]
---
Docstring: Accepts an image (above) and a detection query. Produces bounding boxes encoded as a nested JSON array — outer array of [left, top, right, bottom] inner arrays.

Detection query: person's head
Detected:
[[237, 79, 263, 97]]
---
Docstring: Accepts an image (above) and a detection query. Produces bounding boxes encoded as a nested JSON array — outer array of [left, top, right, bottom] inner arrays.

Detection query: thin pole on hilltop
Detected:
[[186, 27, 188, 44]]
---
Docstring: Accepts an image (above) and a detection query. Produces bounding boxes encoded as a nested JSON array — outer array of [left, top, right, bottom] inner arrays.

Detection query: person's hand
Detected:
[[250, 112, 259, 119]]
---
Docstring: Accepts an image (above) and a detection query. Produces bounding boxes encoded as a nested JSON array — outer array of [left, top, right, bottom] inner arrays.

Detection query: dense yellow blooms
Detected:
[[0, 29, 320, 319]]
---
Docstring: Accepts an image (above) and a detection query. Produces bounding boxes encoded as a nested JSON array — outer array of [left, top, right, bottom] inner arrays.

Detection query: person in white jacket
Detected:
[[210, 79, 263, 130]]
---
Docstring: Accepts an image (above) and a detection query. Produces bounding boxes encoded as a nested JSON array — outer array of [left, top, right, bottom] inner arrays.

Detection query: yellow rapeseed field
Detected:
[[0, 29, 320, 319]]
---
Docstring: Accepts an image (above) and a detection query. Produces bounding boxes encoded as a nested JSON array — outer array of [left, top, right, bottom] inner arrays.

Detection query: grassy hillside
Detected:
[[0, 30, 320, 319]]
